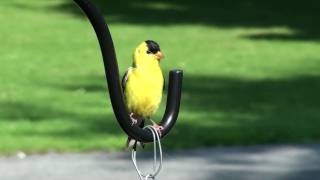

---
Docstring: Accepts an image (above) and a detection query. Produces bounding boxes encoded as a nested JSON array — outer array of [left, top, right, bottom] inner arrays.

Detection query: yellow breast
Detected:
[[125, 66, 164, 118]]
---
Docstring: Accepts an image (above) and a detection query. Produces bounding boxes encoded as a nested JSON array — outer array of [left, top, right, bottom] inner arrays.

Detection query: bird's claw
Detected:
[[151, 123, 164, 137]]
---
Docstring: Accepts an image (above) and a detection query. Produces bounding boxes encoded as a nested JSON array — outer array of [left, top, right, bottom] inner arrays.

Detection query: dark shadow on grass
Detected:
[[41, 74, 320, 148], [0, 102, 74, 121], [164, 75, 320, 148], [1, 71, 319, 149], [183, 75, 320, 114], [46, 75, 108, 93], [8, 114, 123, 138], [0, 101, 123, 138], [242, 32, 320, 41], [11, 0, 320, 41]]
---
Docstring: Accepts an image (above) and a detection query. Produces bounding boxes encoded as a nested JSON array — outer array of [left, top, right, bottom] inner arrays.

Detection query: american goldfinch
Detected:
[[122, 40, 165, 149]]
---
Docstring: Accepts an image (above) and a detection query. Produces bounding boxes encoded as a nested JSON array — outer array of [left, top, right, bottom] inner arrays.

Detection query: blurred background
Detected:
[[0, 0, 320, 154]]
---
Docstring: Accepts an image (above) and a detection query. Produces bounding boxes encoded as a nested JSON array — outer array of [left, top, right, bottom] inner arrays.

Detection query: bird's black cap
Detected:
[[145, 40, 161, 54]]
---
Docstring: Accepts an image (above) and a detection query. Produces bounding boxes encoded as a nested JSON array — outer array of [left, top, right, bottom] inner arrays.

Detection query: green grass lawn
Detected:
[[1, 0, 320, 154]]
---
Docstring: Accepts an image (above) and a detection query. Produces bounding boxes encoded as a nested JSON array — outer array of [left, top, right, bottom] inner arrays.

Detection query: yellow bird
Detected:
[[122, 40, 165, 149]]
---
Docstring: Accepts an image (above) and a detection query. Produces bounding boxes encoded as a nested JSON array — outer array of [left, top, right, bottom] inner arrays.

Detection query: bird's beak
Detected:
[[155, 51, 164, 61]]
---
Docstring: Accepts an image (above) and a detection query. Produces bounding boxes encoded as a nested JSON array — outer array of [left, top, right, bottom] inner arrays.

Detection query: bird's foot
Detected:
[[151, 120, 164, 137], [130, 113, 138, 126]]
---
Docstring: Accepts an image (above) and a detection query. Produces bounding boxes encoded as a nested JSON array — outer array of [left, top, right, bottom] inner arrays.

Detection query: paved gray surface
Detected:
[[1, 144, 320, 180]]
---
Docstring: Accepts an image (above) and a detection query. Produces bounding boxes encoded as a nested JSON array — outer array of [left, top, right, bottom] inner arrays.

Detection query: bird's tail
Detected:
[[126, 137, 144, 150], [125, 113, 145, 150]]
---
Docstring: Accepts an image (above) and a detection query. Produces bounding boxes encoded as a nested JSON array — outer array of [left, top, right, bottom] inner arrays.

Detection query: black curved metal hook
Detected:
[[73, 0, 183, 143]]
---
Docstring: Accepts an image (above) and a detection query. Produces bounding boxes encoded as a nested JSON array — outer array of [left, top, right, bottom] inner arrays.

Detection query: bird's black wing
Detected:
[[121, 67, 132, 92]]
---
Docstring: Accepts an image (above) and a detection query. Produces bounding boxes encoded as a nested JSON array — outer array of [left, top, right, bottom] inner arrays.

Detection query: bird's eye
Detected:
[[146, 50, 151, 54]]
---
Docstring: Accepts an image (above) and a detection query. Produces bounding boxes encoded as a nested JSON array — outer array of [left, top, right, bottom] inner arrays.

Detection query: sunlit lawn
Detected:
[[0, 0, 320, 154]]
